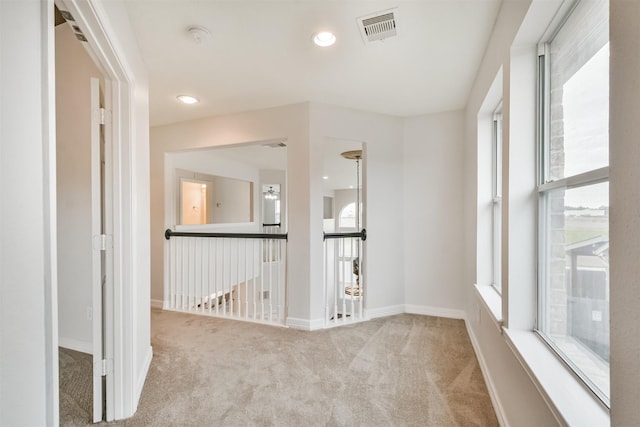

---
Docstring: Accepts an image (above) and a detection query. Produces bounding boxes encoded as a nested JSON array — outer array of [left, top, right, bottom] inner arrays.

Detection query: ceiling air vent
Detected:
[[357, 10, 397, 43], [261, 140, 287, 149]]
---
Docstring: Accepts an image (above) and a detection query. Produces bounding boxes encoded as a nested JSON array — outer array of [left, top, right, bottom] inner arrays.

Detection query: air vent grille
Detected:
[[262, 141, 287, 148], [358, 10, 397, 43]]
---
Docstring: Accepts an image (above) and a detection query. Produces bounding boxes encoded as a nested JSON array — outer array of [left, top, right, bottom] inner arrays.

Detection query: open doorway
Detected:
[[54, 5, 108, 424]]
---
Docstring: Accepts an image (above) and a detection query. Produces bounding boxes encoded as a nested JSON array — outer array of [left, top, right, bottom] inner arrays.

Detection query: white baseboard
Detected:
[[286, 317, 324, 331], [150, 299, 163, 309], [465, 319, 508, 427], [404, 304, 465, 320], [366, 304, 405, 319], [135, 346, 153, 407], [364, 304, 466, 321], [59, 337, 92, 354]]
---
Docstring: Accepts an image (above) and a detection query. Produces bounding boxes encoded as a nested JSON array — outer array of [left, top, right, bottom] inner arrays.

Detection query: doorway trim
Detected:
[[54, 0, 144, 421]]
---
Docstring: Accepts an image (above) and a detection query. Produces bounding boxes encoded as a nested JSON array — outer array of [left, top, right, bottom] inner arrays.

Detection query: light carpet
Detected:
[[63, 309, 498, 426]]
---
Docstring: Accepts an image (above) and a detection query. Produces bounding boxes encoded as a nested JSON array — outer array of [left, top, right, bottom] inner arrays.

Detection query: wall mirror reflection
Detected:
[[262, 184, 281, 226], [167, 140, 287, 229], [322, 139, 365, 233], [178, 171, 253, 225]]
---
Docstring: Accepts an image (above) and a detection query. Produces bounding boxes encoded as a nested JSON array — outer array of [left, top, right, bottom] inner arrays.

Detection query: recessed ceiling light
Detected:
[[177, 95, 199, 104], [323, 176, 329, 180], [313, 31, 336, 47]]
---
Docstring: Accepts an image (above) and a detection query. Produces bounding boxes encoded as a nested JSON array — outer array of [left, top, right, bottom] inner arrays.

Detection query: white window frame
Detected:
[[535, 1, 610, 406], [492, 102, 502, 294]]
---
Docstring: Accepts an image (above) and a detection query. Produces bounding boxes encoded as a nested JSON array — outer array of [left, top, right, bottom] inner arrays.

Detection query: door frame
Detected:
[[54, 0, 138, 421]]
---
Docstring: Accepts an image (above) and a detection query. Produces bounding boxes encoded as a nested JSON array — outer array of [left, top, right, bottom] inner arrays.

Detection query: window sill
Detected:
[[503, 328, 610, 426], [474, 284, 503, 332]]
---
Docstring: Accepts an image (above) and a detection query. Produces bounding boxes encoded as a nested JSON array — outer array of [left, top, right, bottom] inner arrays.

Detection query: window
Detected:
[[537, 0, 609, 404], [338, 202, 362, 230], [492, 102, 502, 294]]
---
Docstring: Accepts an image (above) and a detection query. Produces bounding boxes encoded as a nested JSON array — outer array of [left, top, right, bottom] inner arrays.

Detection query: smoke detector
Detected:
[[357, 9, 397, 43]]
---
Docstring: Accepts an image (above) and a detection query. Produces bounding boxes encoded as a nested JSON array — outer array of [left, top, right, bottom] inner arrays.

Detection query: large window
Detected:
[[537, 0, 609, 404]]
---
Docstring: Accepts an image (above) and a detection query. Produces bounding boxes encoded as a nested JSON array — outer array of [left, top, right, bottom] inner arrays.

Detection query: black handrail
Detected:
[[165, 229, 288, 241], [262, 223, 281, 227], [323, 228, 366, 241]]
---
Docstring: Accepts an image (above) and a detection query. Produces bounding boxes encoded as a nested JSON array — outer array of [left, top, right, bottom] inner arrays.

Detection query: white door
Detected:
[[90, 77, 106, 422]]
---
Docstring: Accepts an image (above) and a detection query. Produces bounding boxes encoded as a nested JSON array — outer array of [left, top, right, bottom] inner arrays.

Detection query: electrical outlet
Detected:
[[87, 306, 93, 321]]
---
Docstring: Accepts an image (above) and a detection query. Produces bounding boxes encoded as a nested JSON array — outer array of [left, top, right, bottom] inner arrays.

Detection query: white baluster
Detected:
[[170, 238, 176, 309], [214, 239, 219, 315], [244, 239, 249, 319], [252, 239, 257, 320], [260, 240, 265, 320]]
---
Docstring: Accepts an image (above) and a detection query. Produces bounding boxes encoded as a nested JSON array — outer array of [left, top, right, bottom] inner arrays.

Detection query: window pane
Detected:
[[539, 182, 609, 400], [547, 0, 609, 181]]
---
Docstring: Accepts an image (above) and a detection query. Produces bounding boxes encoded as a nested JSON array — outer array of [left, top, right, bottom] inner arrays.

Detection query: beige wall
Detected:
[[55, 22, 101, 353], [403, 110, 466, 314], [610, 0, 640, 424]]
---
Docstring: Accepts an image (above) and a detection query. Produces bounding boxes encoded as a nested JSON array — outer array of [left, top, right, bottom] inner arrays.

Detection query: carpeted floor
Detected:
[[59, 347, 93, 426], [61, 310, 498, 426]]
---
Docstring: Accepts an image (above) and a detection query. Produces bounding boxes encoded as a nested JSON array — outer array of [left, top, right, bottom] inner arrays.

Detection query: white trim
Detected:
[[474, 284, 504, 332], [286, 317, 325, 331], [538, 166, 609, 192], [42, 1, 60, 425], [135, 346, 153, 406], [150, 299, 163, 309], [404, 304, 465, 320], [503, 328, 610, 427], [365, 304, 466, 320], [465, 319, 509, 427], [366, 304, 405, 319], [59, 337, 93, 355]]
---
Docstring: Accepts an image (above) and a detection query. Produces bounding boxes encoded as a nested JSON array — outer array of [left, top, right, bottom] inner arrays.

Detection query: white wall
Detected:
[[55, 22, 101, 354], [0, 2, 58, 425], [403, 111, 466, 317]]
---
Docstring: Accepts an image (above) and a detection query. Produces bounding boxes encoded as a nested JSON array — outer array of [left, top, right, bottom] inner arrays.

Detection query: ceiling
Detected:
[[122, 0, 502, 127]]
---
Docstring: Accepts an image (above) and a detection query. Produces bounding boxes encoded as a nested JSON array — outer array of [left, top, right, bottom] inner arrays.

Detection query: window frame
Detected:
[[535, 3, 610, 406], [491, 102, 503, 295]]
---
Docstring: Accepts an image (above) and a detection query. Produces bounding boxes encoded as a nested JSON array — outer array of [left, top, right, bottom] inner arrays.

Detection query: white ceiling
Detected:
[[123, 0, 502, 127]]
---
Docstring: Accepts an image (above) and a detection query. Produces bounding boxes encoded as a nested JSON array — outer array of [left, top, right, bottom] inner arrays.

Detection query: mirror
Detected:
[[168, 141, 287, 228], [177, 169, 253, 225], [322, 139, 364, 233], [262, 184, 281, 225]]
